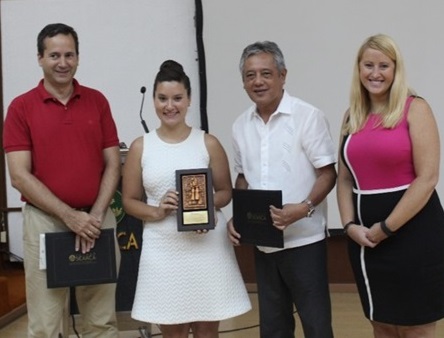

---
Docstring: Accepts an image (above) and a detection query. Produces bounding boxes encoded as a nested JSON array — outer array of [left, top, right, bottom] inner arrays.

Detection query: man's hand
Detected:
[[270, 203, 305, 230], [227, 217, 241, 246], [75, 235, 95, 253], [62, 209, 101, 252]]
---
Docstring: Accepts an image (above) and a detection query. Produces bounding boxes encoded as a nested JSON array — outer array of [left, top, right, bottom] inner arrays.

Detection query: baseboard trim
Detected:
[[246, 283, 357, 294], [329, 283, 358, 293], [0, 303, 27, 329]]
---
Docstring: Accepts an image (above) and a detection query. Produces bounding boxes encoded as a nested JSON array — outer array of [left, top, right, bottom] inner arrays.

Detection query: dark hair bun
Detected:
[[160, 60, 184, 73], [153, 59, 191, 97]]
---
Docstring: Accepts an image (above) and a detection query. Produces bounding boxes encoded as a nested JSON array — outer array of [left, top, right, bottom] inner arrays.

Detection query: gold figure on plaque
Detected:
[[182, 174, 207, 210]]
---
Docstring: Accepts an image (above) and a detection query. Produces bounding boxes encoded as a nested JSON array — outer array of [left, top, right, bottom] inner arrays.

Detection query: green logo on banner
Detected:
[[111, 190, 125, 224]]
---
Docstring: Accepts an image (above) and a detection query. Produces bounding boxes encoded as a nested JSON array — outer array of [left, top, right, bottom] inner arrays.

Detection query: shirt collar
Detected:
[[38, 78, 81, 102], [247, 90, 292, 120]]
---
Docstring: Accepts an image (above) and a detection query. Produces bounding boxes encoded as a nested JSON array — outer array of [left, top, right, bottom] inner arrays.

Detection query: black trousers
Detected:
[[254, 240, 334, 338]]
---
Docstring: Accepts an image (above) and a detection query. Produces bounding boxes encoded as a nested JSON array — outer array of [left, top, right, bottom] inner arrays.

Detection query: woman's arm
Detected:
[[336, 110, 375, 247], [122, 137, 177, 222]]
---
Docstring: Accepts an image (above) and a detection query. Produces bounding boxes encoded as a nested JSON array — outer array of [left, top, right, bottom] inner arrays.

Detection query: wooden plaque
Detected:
[[176, 168, 215, 231]]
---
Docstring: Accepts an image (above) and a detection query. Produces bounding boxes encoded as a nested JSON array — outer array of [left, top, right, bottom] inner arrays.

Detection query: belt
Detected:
[[27, 203, 92, 213]]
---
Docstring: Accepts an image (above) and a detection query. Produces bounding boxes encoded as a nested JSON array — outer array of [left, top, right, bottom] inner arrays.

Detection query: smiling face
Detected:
[[38, 33, 78, 92], [359, 47, 395, 104], [242, 52, 286, 117], [153, 81, 190, 127]]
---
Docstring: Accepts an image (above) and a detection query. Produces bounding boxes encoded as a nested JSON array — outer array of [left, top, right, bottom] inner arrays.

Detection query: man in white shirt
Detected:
[[228, 41, 336, 338]]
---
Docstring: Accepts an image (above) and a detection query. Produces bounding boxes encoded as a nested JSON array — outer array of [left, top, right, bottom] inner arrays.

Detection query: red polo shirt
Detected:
[[3, 79, 119, 207]]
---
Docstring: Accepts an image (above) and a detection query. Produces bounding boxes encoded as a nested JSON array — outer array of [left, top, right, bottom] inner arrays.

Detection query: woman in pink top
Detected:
[[337, 34, 444, 337]]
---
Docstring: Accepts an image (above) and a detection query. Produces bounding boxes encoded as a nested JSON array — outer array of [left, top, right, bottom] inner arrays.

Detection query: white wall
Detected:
[[1, 0, 200, 257], [202, 0, 444, 228]]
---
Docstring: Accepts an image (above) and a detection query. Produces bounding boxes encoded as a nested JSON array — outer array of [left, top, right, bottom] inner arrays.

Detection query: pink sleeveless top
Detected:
[[344, 96, 416, 191]]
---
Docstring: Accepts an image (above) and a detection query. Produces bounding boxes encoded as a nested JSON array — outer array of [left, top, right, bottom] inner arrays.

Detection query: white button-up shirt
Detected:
[[232, 91, 336, 253]]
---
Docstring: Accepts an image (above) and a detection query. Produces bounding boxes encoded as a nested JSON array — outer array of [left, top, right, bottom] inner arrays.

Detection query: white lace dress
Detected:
[[131, 128, 251, 324]]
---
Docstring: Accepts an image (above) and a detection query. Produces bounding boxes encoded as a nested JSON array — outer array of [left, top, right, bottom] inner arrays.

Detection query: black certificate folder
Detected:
[[232, 189, 284, 248], [45, 228, 117, 288]]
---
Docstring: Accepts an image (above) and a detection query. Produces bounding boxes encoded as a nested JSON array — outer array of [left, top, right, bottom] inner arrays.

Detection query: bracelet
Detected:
[[343, 221, 355, 234], [302, 199, 315, 217], [380, 220, 395, 237]]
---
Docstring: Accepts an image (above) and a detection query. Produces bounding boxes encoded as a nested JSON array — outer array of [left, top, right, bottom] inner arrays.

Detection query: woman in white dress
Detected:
[[122, 60, 251, 338]]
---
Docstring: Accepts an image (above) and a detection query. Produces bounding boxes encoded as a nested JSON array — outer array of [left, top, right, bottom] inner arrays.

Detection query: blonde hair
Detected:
[[343, 34, 414, 135]]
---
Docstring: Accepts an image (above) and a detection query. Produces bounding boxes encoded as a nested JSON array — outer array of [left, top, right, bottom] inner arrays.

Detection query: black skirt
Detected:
[[349, 189, 444, 325]]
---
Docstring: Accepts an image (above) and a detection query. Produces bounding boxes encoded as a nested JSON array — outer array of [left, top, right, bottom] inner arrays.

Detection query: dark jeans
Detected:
[[255, 240, 334, 338]]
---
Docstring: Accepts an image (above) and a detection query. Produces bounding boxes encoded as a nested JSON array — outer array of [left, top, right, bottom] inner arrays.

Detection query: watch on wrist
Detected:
[[303, 199, 315, 217]]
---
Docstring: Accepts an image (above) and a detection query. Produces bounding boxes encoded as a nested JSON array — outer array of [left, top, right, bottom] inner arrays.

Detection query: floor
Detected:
[[1, 291, 444, 337]]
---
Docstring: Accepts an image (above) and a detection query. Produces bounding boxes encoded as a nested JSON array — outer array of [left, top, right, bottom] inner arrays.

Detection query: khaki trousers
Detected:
[[22, 204, 120, 338]]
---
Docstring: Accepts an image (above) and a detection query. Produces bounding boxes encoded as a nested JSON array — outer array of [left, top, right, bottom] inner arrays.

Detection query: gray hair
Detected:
[[239, 41, 286, 74]]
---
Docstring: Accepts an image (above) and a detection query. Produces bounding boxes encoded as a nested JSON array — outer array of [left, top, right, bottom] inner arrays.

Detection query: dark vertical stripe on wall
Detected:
[[0, 9, 8, 217], [194, 0, 208, 133]]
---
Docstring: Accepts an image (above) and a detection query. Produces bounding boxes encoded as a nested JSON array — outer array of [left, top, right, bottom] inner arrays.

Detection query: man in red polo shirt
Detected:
[[3, 23, 120, 337]]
